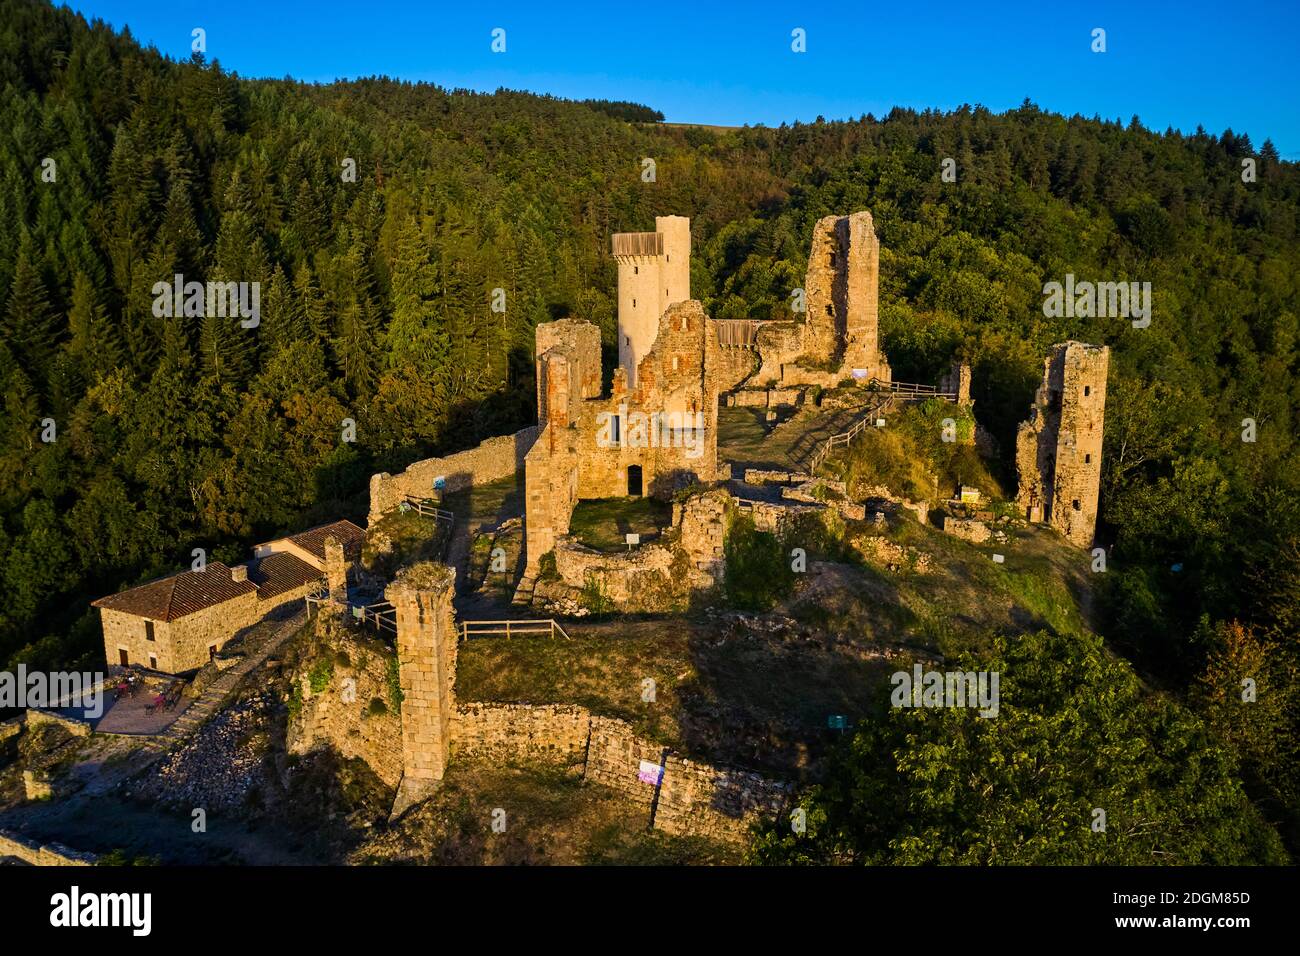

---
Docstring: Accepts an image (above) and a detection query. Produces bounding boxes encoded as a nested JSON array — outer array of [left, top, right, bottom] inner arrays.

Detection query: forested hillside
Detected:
[[1, 0, 1297, 771]]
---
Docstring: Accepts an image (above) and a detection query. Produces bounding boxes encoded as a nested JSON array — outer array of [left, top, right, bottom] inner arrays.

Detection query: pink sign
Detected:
[[638, 760, 663, 786]]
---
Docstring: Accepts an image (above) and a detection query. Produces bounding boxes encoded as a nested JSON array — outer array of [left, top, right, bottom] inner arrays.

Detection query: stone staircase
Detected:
[[511, 574, 536, 607], [158, 611, 307, 744]]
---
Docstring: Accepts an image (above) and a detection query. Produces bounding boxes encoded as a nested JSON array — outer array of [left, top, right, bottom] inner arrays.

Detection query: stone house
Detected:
[[93, 519, 366, 674]]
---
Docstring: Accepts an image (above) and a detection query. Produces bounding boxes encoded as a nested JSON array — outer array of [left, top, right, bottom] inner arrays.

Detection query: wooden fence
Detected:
[[459, 619, 571, 641]]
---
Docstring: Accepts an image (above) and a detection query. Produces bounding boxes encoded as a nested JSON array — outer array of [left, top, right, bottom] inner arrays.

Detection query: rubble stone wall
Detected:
[[288, 623, 404, 788], [368, 426, 540, 522]]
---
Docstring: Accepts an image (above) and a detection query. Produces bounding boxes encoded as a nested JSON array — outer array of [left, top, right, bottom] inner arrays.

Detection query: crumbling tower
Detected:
[[803, 211, 890, 381], [1015, 342, 1109, 547], [612, 215, 691, 387], [388, 562, 458, 818]]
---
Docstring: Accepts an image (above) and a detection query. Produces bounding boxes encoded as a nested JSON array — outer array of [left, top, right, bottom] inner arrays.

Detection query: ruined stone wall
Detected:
[[1016, 342, 1109, 547], [748, 211, 891, 391], [656, 754, 793, 842], [368, 426, 540, 522], [583, 715, 791, 842], [551, 538, 703, 613], [452, 702, 591, 766], [288, 622, 404, 788], [0, 829, 96, 865], [584, 715, 667, 808], [675, 490, 728, 580]]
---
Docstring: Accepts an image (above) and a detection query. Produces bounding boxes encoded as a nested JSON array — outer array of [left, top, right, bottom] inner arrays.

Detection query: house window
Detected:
[[118, 648, 129, 667], [633, 266, 638, 275], [209, 644, 218, 661], [1083, 385, 1091, 397], [611, 414, 621, 445], [632, 298, 637, 308], [148, 655, 157, 670], [1085, 454, 1092, 464], [1072, 499, 1081, 511], [144, 620, 155, 642]]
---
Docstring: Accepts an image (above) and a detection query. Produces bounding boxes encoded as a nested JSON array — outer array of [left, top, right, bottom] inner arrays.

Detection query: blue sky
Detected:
[[70, 1, 1300, 157]]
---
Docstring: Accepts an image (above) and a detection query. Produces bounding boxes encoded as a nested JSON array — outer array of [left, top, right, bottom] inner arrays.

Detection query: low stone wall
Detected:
[[25, 710, 92, 738], [656, 754, 793, 842], [369, 425, 539, 521], [551, 538, 701, 613], [727, 388, 802, 409], [943, 515, 991, 544], [449, 705, 792, 843], [0, 829, 96, 866], [584, 715, 668, 808], [452, 702, 590, 766]]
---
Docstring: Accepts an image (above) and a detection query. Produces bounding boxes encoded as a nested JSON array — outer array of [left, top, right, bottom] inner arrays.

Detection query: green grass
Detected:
[[568, 497, 672, 552], [442, 472, 525, 531]]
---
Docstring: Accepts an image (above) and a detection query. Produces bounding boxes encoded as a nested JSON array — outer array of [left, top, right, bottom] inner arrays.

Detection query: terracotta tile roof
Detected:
[[92, 564, 257, 622], [286, 519, 366, 563], [250, 552, 323, 600]]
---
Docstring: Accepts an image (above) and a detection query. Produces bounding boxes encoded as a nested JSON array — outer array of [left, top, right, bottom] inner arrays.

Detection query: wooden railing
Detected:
[[808, 414, 874, 473], [872, 379, 957, 400], [459, 619, 571, 641], [402, 496, 455, 523], [353, 600, 396, 636]]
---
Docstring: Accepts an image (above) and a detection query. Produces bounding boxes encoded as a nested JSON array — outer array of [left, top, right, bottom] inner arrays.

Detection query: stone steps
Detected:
[[511, 575, 536, 607]]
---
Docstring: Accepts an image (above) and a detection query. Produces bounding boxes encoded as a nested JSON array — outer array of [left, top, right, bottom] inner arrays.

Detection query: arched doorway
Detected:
[[627, 465, 643, 497]]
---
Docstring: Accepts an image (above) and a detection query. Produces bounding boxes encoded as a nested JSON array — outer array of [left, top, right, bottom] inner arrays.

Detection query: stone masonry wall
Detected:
[[288, 620, 404, 788], [0, 829, 96, 866], [452, 702, 591, 766], [369, 425, 540, 523]]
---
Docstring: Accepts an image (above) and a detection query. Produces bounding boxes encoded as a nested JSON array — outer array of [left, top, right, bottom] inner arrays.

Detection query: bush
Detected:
[[308, 655, 335, 694], [537, 550, 559, 582], [366, 697, 388, 717], [580, 573, 615, 616], [724, 513, 795, 611]]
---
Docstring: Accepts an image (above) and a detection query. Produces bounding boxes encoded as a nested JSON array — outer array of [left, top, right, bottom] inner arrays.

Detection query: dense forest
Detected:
[[1, 0, 1297, 855]]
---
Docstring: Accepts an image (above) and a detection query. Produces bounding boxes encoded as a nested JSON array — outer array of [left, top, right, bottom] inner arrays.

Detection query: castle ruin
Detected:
[[1015, 341, 1109, 548], [750, 211, 892, 389]]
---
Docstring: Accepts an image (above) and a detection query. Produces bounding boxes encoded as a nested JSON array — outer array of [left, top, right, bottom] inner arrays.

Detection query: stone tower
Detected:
[[612, 215, 691, 387], [387, 562, 458, 818], [803, 211, 890, 381], [1015, 342, 1109, 548]]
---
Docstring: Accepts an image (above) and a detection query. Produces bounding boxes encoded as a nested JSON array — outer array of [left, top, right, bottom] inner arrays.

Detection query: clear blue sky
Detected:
[[69, 0, 1300, 158]]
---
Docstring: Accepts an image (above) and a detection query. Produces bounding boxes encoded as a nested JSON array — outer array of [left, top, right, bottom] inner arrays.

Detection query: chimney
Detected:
[[230, 565, 249, 583]]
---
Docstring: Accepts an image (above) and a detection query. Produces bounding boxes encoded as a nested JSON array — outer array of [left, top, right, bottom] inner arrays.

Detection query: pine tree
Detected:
[[2, 250, 60, 382]]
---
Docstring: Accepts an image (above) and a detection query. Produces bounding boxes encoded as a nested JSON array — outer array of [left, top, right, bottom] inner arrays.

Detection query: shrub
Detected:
[[724, 513, 795, 611], [581, 572, 615, 616], [537, 550, 559, 582], [366, 697, 388, 717], [308, 655, 335, 694]]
